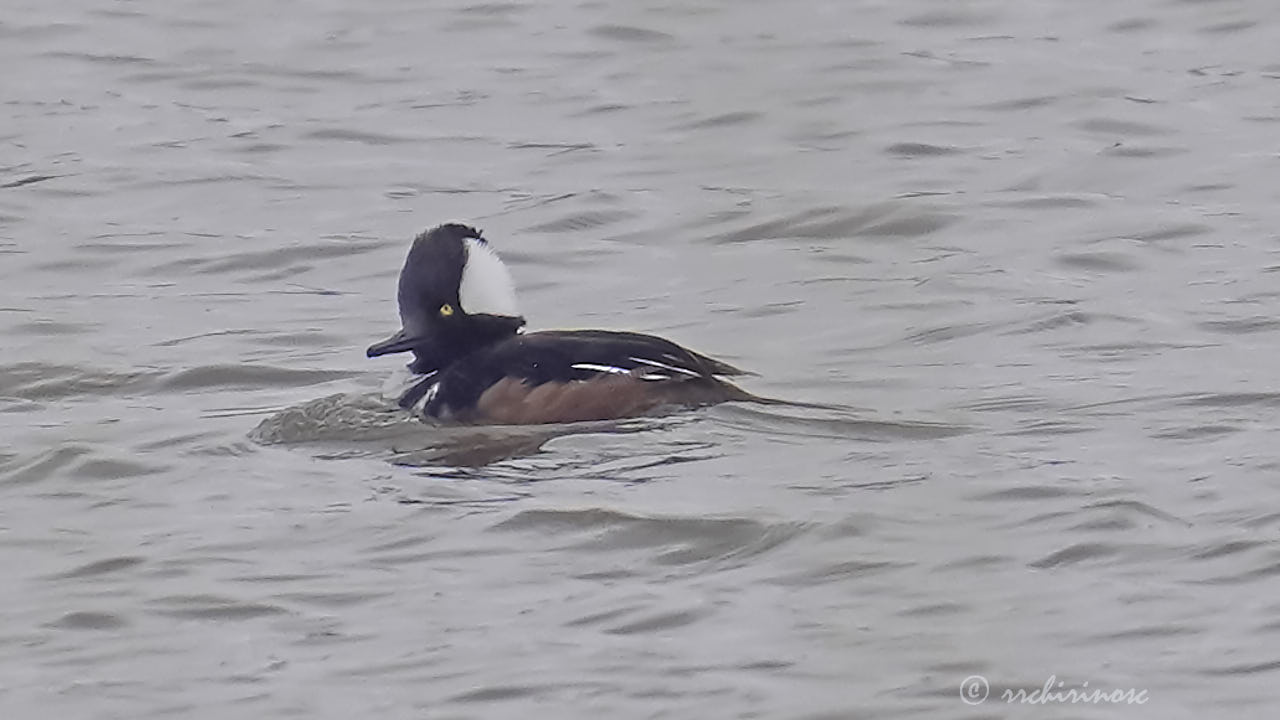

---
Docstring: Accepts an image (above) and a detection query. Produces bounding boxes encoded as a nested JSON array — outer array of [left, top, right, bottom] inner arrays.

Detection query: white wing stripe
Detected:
[[571, 362, 630, 375], [572, 358, 702, 380], [627, 356, 700, 377]]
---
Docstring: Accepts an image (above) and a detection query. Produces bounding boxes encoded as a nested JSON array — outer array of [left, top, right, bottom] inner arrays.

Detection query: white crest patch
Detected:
[[459, 237, 520, 317]]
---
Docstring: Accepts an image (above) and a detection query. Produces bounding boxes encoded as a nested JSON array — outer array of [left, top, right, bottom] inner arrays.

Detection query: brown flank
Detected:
[[460, 374, 751, 425]]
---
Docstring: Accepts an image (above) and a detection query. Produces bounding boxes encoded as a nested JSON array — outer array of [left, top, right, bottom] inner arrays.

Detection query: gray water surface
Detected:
[[4, 0, 1280, 717]]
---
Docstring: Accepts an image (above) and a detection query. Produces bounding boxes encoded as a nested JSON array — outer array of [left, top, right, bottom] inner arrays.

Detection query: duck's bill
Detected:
[[366, 329, 428, 357]]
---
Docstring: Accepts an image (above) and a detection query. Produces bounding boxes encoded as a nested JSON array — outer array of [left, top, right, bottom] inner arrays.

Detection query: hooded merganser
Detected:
[[366, 223, 752, 425]]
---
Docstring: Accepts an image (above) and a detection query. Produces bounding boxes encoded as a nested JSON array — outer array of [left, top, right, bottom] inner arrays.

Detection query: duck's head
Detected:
[[367, 223, 525, 373]]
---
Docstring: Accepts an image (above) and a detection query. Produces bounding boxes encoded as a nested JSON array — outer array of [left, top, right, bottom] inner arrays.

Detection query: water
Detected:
[[4, 0, 1280, 717]]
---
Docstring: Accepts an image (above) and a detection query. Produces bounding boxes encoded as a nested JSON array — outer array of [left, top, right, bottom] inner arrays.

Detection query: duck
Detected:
[[366, 223, 752, 424]]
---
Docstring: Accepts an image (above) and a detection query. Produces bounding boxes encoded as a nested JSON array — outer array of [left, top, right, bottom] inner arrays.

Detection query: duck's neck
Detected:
[[407, 314, 525, 375]]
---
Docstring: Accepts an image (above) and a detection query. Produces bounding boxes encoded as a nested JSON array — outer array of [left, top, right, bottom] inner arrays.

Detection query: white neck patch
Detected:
[[458, 237, 520, 317]]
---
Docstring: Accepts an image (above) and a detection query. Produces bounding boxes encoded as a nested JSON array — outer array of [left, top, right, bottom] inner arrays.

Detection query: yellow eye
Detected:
[[439, 303, 455, 317]]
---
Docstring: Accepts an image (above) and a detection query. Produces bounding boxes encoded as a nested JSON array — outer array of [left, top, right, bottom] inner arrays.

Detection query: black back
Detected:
[[420, 329, 744, 417]]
